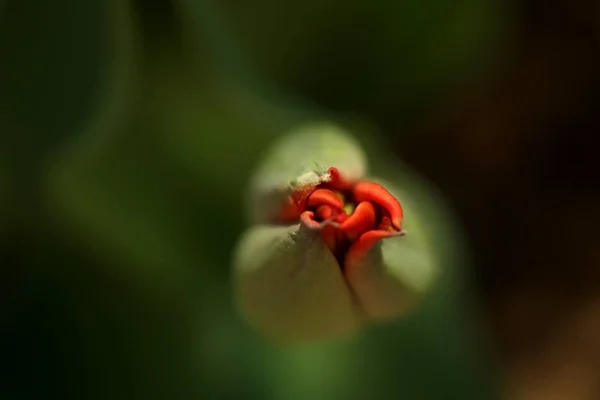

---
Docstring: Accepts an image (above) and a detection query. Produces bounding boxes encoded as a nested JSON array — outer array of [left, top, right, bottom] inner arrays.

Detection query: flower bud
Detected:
[[234, 122, 443, 342]]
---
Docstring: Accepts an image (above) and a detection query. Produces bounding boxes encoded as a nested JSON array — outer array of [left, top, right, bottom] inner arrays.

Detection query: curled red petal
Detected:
[[299, 210, 335, 230], [299, 211, 320, 228], [352, 182, 404, 231], [346, 230, 406, 269], [344, 229, 406, 271], [315, 205, 334, 220], [327, 167, 356, 190], [343, 229, 409, 319], [307, 189, 344, 209], [338, 201, 377, 241], [335, 213, 349, 223]]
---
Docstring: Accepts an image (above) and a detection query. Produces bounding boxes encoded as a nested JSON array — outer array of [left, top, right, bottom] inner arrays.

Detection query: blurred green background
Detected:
[[2, 0, 599, 399]]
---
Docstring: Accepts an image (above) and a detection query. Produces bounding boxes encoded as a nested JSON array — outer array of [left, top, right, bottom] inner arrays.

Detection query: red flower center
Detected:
[[279, 167, 405, 265]]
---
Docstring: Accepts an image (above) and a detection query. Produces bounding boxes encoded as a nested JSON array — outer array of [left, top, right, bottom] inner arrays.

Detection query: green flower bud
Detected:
[[233, 122, 446, 342]]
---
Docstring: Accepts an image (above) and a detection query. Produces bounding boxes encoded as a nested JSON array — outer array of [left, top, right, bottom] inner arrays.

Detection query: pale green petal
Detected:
[[346, 177, 441, 320], [247, 122, 367, 223], [376, 177, 440, 295], [233, 223, 362, 341]]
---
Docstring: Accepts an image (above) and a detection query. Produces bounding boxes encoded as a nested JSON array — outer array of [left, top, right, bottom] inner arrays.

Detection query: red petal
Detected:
[[335, 213, 349, 223], [299, 211, 321, 228], [344, 230, 403, 271], [343, 229, 410, 319], [278, 196, 301, 221], [327, 167, 356, 190], [352, 182, 404, 231], [299, 210, 337, 230], [307, 189, 344, 209], [338, 201, 377, 241], [315, 205, 334, 220]]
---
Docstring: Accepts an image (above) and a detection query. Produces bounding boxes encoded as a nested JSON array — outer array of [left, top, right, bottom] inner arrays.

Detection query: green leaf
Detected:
[[0, 0, 135, 162]]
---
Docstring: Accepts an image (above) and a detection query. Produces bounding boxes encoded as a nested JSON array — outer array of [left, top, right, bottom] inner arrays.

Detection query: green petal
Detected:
[[247, 122, 367, 223], [233, 223, 362, 341], [376, 177, 440, 294], [346, 177, 440, 320]]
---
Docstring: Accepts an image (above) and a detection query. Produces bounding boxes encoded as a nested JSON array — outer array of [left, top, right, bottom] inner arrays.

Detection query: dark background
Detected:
[[1, 0, 599, 399]]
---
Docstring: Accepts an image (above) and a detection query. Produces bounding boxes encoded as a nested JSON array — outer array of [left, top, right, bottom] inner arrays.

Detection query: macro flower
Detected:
[[233, 123, 439, 342]]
